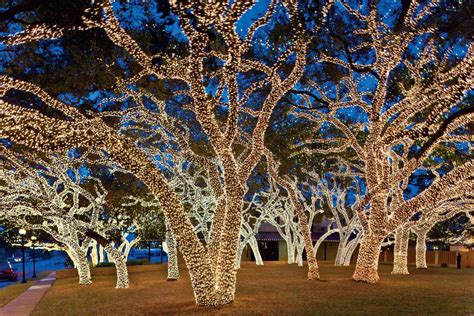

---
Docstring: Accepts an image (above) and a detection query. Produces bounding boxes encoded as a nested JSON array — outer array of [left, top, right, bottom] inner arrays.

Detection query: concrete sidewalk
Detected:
[[0, 271, 56, 316]]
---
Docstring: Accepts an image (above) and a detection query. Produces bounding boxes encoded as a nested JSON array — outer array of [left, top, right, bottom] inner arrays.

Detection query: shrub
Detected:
[[127, 259, 149, 266], [96, 262, 115, 267]]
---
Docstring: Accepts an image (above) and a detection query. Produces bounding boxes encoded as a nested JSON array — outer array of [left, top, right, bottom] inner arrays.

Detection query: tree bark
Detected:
[[69, 246, 92, 285], [286, 237, 295, 264], [248, 237, 263, 266], [415, 230, 428, 269], [391, 227, 410, 275], [90, 241, 99, 267], [352, 233, 384, 283], [166, 225, 180, 280], [296, 245, 304, 267], [213, 185, 245, 304], [105, 244, 130, 289], [341, 234, 362, 266]]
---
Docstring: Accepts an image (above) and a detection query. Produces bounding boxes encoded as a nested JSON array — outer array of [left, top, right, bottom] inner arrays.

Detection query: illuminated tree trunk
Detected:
[[90, 241, 99, 267], [248, 237, 263, 266], [392, 227, 410, 275], [166, 225, 180, 281], [69, 246, 92, 285], [314, 228, 338, 261], [207, 199, 227, 276], [287, 240, 296, 264], [334, 242, 344, 265], [236, 247, 244, 269], [340, 234, 362, 266], [415, 230, 428, 269], [352, 234, 384, 283], [340, 243, 356, 266], [214, 183, 245, 304], [236, 236, 262, 269], [296, 244, 304, 267], [266, 159, 320, 279], [105, 245, 130, 289]]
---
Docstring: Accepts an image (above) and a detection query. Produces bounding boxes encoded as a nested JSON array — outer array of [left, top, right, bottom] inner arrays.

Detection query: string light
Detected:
[[0, 148, 135, 287], [290, 1, 473, 283], [0, 0, 334, 305]]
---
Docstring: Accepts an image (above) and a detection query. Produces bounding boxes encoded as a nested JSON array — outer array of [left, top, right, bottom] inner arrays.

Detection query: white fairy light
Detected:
[[290, 0, 473, 283], [0, 0, 334, 305]]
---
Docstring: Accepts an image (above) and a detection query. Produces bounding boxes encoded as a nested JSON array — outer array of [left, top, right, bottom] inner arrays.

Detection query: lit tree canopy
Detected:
[[0, 0, 472, 303], [288, 1, 473, 282], [0, 0, 335, 305]]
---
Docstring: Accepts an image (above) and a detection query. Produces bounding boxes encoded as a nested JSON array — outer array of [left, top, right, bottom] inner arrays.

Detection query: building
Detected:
[[241, 221, 342, 263]]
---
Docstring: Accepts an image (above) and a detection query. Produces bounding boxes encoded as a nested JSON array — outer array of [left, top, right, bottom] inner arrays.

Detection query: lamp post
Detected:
[[31, 236, 37, 278], [19, 229, 26, 283]]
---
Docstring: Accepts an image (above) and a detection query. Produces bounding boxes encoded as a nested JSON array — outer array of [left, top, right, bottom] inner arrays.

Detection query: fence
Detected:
[[380, 249, 474, 268]]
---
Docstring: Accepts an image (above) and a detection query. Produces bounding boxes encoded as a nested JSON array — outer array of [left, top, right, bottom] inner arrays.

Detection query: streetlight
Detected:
[[19, 228, 26, 283], [31, 236, 37, 278]]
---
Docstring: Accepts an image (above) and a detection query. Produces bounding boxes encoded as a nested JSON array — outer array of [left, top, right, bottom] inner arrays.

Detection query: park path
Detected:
[[0, 271, 56, 316]]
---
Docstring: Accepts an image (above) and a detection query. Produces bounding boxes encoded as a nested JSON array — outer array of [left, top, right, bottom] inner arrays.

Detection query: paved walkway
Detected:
[[0, 271, 56, 316]]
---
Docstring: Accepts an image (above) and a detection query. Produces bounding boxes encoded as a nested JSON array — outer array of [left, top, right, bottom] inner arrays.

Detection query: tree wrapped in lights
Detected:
[[165, 221, 180, 281], [264, 149, 321, 269], [396, 196, 473, 272], [289, 1, 473, 283], [0, 151, 98, 285], [305, 168, 363, 267], [391, 226, 411, 275], [0, 0, 334, 305], [237, 178, 284, 268], [0, 149, 131, 288]]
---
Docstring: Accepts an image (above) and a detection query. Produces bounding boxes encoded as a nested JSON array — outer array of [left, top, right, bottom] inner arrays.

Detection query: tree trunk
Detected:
[[69, 246, 92, 285], [335, 233, 355, 266], [166, 225, 180, 280], [334, 240, 344, 266], [213, 190, 245, 305], [105, 245, 130, 289], [236, 245, 244, 269], [296, 245, 304, 267], [90, 241, 99, 267], [248, 236, 263, 266], [288, 196, 319, 279], [352, 233, 384, 283], [313, 228, 339, 262], [415, 230, 428, 269], [286, 238, 295, 264], [392, 227, 409, 275], [341, 234, 361, 266]]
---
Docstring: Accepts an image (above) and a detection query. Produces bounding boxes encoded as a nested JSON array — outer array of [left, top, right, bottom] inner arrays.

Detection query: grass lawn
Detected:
[[32, 262, 474, 315], [0, 271, 50, 307]]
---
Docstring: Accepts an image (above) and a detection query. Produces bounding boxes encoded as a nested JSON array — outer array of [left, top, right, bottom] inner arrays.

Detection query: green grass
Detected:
[[0, 271, 50, 307], [32, 262, 474, 315]]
